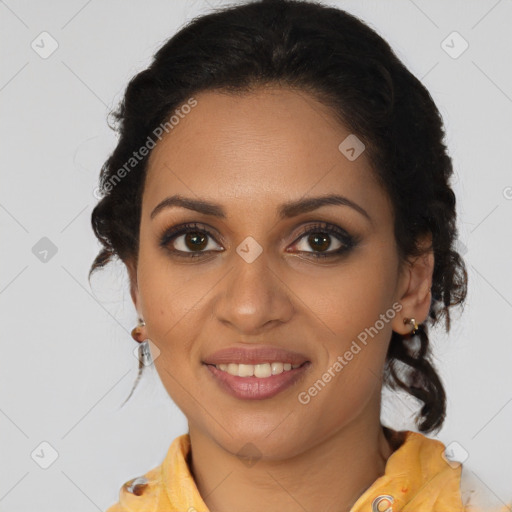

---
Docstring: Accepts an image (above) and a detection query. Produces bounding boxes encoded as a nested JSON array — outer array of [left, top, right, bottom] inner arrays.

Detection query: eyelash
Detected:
[[158, 222, 356, 260]]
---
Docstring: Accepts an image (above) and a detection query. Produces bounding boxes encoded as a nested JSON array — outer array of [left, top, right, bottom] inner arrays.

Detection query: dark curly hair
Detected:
[[89, 0, 467, 434]]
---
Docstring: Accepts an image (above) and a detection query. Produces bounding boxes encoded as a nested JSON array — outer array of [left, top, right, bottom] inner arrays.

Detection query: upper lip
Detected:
[[203, 345, 310, 366]]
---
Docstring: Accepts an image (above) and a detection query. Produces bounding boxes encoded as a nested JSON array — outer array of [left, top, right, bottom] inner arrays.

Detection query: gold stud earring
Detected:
[[403, 317, 419, 336]]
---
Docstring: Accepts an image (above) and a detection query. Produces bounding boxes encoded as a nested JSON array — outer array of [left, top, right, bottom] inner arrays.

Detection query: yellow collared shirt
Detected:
[[105, 430, 510, 512]]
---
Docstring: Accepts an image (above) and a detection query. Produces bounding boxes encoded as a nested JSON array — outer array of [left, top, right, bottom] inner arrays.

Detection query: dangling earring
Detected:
[[131, 319, 146, 343], [131, 319, 152, 366], [121, 319, 150, 406], [403, 317, 419, 336]]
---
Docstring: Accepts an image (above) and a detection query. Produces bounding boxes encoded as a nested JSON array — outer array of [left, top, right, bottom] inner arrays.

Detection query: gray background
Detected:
[[1, 0, 511, 510]]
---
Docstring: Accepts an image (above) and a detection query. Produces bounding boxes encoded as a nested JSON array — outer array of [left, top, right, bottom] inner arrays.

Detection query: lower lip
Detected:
[[205, 362, 311, 400]]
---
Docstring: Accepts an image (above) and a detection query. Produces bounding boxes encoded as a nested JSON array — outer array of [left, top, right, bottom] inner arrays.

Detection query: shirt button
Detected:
[[372, 494, 394, 512], [124, 476, 149, 496]]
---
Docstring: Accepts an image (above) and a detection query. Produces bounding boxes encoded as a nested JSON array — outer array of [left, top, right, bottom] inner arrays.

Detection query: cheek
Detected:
[[291, 249, 397, 339], [291, 248, 397, 403], [137, 246, 206, 333]]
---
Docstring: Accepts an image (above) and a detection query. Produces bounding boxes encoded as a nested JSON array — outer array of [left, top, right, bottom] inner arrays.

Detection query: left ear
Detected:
[[392, 232, 434, 336]]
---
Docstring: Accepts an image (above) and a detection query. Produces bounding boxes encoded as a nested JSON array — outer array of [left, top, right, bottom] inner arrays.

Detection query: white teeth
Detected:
[[271, 362, 283, 375], [215, 361, 303, 377], [238, 364, 254, 377], [254, 363, 271, 378]]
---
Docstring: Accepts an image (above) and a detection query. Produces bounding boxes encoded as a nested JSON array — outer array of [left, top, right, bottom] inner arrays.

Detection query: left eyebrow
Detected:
[[150, 193, 372, 224], [278, 194, 371, 223]]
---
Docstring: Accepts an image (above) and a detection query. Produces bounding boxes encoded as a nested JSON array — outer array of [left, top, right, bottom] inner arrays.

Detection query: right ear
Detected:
[[126, 259, 142, 318]]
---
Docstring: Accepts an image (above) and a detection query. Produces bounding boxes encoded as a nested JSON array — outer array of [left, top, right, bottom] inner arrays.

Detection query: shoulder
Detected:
[[105, 435, 191, 512], [104, 464, 166, 512], [460, 462, 512, 512]]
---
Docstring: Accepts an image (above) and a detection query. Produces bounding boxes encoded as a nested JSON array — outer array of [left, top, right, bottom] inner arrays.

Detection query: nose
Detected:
[[212, 247, 295, 336]]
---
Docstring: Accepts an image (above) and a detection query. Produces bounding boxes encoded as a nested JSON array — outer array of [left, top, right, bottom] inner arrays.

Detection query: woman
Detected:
[[89, 0, 509, 510]]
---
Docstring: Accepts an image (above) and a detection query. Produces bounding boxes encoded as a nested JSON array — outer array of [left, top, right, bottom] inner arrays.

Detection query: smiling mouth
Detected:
[[207, 361, 306, 378], [204, 360, 311, 400]]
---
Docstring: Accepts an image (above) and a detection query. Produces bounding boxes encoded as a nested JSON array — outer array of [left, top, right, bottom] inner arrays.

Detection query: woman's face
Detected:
[[129, 85, 426, 459]]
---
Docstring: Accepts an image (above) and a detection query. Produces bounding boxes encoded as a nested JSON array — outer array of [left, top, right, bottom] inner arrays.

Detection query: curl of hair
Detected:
[[89, 0, 467, 433]]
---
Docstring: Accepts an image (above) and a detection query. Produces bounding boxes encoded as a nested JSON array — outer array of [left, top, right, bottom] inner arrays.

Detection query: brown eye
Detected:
[[306, 233, 337, 252], [159, 222, 223, 258], [182, 232, 209, 251], [295, 231, 343, 254], [290, 222, 355, 259]]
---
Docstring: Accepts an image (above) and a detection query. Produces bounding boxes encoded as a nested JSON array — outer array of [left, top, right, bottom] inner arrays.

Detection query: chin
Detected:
[[212, 421, 312, 462]]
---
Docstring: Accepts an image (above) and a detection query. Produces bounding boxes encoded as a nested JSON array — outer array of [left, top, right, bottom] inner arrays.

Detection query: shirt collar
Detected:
[[116, 429, 463, 511]]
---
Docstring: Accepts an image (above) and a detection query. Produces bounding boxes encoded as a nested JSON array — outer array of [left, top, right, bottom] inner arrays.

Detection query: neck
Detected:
[[188, 406, 396, 512]]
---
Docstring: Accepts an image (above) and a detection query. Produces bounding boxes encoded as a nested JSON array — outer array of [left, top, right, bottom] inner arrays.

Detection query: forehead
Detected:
[[143, 86, 388, 222]]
